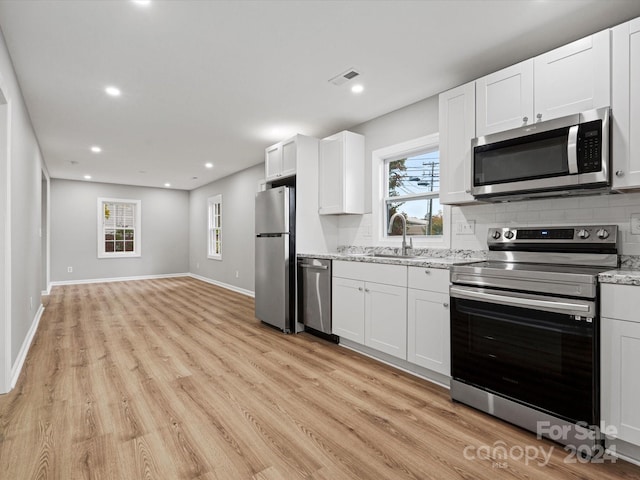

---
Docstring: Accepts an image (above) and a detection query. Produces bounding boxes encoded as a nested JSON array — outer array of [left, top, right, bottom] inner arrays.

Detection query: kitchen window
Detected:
[[97, 198, 141, 258], [372, 134, 449, 247], [208, 194, 222, 260]]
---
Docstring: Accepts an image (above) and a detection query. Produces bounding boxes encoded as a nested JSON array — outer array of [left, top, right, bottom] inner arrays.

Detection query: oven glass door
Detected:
[[474, 127, 571, 187], [451, 296, 598, 425]]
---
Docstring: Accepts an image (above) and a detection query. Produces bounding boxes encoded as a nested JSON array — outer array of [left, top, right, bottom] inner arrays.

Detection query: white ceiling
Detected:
[[1, 1, 640, 190]]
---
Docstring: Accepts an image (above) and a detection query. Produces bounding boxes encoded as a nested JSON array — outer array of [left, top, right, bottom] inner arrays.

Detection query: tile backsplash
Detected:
[[338, 191, 640, 255]]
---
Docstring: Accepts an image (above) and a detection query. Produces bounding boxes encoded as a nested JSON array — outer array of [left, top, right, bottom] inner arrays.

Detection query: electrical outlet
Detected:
[[631, 213, 640, 235], [235, 270, 239, 278], [456, 220, 475, 235], [67, 266, 73, 273]]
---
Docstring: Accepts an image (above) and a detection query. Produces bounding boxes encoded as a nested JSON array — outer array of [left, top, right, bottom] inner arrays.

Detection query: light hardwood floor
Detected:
[[1, 277, 639, 479]]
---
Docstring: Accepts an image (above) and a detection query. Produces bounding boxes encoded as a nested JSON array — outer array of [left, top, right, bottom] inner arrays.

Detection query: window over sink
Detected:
[[386, 149, 442, 236], [372, 133, 449, 248]]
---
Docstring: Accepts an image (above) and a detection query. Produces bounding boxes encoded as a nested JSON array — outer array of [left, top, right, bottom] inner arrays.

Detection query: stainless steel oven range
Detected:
[[450, 225, 618, 452]]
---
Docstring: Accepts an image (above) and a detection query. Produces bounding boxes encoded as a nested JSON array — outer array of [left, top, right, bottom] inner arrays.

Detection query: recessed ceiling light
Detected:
[[105, 86, 121, 97], [205, 162, 213, 168], [90, 146, 102, 153], [132, 0, 151, 5], [84, 175, 92, 180], [351, 84, 364, 94], [164, 183, 171, 187]]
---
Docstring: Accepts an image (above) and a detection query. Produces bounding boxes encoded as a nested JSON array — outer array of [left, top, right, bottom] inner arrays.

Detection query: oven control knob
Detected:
[[491, 230, 501, 239], [596, 228, 610, 240], [504, 230, 515, 239], [577, 229, 590, 239]]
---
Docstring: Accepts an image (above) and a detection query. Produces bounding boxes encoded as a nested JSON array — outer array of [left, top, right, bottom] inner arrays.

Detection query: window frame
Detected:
[[97, 197, 142, 259], [371, 133, 450, 248], [207, 194, 222, 260]]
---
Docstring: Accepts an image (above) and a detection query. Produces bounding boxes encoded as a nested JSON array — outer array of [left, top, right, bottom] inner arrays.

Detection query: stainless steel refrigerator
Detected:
[[254, 186, 295, 333]]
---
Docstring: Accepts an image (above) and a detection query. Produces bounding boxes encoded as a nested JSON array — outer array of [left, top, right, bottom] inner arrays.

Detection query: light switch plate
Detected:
[[456, 220, 475, 235], [631, 213, 640, 235]]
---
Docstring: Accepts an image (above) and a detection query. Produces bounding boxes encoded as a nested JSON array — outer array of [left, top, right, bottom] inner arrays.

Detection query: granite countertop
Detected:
[[297, 252, 483, 270], [598, 269, 640, 286]]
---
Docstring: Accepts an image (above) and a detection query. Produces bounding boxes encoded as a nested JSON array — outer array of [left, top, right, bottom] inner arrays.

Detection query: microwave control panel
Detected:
[[577, 120, 602, 173]]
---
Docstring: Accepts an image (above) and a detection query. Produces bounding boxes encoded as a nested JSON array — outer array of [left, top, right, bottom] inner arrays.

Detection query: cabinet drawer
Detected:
[[333, 261, 407, 287], [407, 266, 449, 293], [601, 284, 640, 322]]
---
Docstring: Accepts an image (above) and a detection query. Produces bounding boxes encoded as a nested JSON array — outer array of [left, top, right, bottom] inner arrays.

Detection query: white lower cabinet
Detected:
[[332, 277, 366, 343], [407, 289, 450, 376], [332, 261, 452, 370], [365, 282, 407, 359], [407, 267, 451, 376], [332, 261, 407, 360], [601, 284, 640, 448]]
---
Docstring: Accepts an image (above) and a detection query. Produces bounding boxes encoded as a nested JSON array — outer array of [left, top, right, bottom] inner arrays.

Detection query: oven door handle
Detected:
[[449, 286, 592, 315]]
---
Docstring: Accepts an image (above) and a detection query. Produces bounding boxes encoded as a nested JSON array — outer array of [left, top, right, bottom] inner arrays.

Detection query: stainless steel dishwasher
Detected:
[[297, 257, 336, 342]]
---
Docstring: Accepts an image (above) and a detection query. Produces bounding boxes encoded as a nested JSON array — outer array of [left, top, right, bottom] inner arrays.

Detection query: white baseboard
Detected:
[[41, 284, 51, 296], [189, 273, 255, 298], [11, 303, 45, 389], [50, 272, 190, 287]]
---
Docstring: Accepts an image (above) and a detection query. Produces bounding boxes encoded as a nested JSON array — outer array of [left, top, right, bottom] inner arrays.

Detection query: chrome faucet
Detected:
[[388, 212, 413, 256]]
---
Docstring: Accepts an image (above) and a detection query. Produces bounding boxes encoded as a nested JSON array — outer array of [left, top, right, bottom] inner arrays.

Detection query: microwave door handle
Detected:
[[567, 125, 579, 174]]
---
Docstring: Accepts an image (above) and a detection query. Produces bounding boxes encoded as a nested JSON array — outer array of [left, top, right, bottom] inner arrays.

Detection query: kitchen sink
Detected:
[[373, 253, 421, 259]]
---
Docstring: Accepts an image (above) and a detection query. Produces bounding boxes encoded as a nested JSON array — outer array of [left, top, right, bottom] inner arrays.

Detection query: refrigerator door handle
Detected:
[[257, 233, 284, 238]]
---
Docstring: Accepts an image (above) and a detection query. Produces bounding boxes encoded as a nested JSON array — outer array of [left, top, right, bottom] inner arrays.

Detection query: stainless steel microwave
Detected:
[[471, 107, 610, 200]]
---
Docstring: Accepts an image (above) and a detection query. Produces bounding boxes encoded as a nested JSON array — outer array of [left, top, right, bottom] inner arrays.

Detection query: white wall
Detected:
[[0, 27, 47, 392], [50, 179, 189, 281], [337, 96, 439, 247], [336, 94, 640, 255], [189, 163, 263, 294]]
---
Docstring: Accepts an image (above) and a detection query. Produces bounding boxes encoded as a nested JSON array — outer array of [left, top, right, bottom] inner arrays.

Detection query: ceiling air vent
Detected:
[[329, 68, 361, 86]]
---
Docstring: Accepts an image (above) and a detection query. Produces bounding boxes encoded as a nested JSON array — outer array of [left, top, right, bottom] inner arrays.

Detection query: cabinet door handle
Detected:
[[424, 270, 431, 275], [522, 116, 528, 123], [358, 287, 363, 292], [443, 302, 449, 308], [536, 113, 542, 121], [616, 170, 624, 177], [365, 288, 370, 293]]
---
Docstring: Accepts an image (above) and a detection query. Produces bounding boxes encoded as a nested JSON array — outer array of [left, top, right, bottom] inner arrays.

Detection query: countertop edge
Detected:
[[297, 252, 483, 270], [599, 270, 640, 286]]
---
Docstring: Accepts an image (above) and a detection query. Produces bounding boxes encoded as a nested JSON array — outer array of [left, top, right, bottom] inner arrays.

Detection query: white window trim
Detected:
[[371, 133, 450, 248], [207, 194, 222, 260], [97, 197, 142, 259]]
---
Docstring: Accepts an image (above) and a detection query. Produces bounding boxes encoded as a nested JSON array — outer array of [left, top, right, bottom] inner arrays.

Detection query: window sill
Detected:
[[98, 252, 141, 259]]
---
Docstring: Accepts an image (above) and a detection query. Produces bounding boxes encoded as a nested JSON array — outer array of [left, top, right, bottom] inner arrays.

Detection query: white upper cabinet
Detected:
[[612, 17, 640, 190], [476, 30, 610, 137], [476, 60, 534, 137], [265, 143, 283, 180], [318, 131, 365, 215], [265, 136, 298, 182], [534, 29, 611, 121], [439, 81, 476, 205]]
